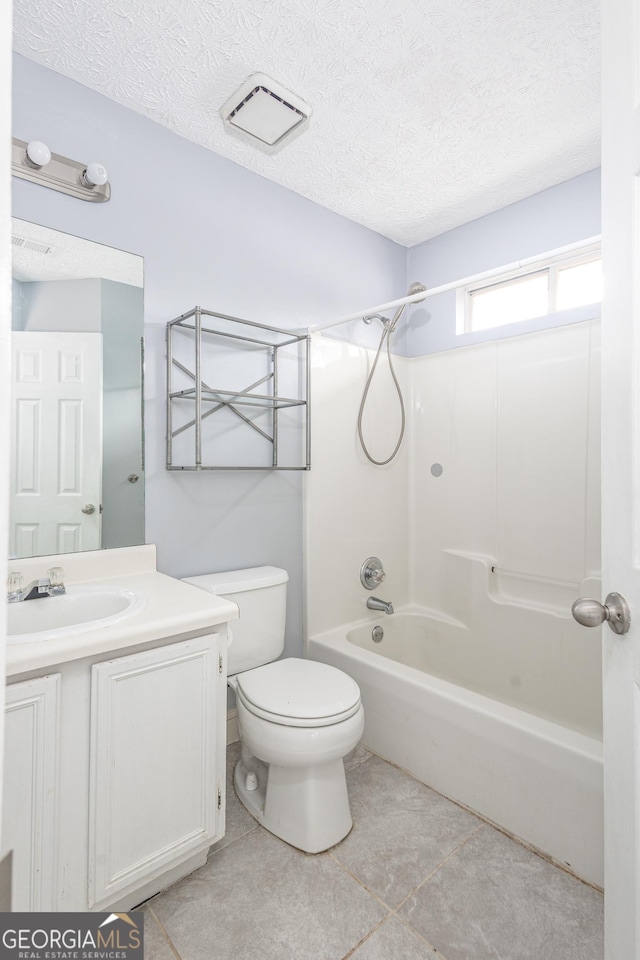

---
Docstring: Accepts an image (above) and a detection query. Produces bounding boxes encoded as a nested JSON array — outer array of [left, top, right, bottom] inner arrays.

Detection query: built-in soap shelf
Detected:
[[489, 564, 579, 615], [166, 307, 310, 471], [443, 550, 600, 619]]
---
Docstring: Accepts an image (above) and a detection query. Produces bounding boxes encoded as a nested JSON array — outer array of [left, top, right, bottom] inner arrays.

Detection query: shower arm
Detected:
[[307, 288, 430, 333], [305, 235, 601, 335]]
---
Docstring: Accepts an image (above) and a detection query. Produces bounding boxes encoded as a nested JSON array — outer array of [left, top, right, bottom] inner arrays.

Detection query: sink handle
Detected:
[[7, 571, 24, 601], [47, 566, 64, 586], [46, 567, 66, 595]]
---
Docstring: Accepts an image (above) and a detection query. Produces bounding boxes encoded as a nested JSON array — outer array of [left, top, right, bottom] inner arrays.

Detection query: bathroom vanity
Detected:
[[3, 545, 237, 912]]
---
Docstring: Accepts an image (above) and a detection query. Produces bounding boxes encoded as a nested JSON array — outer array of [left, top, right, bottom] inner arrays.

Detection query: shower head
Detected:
[[362, 313, 389, 326], [408, 281, 428, 301], [387, 281, 428, 333]]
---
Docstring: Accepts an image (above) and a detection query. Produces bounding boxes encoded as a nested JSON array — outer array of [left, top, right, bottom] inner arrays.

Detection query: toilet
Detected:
[[183, 566, 364, 853]]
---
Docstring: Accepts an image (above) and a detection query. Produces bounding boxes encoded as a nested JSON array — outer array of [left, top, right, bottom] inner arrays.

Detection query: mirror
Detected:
[[10, 218, 144, 559]]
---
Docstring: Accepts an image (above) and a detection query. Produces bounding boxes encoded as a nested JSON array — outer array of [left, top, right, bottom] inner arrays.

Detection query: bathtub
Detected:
[[308, 610, 603, 888]]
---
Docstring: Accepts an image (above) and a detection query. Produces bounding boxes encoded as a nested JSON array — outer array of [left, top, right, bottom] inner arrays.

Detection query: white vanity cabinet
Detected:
[[1, 674, 60, 911], [4, 629, 228, 912], [88, 635, 223, 908]]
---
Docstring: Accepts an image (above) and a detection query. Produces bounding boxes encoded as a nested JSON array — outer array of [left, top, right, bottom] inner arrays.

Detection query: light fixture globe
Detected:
[[25, 140, 51, 169], [82, 161, 108, 187]]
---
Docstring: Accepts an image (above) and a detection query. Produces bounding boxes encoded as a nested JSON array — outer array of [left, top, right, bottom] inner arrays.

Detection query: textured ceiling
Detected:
[[12, 0, 600, 246]]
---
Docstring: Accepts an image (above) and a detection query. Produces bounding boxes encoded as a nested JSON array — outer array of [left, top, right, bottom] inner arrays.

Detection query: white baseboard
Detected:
[[227, 709, 239, 745]]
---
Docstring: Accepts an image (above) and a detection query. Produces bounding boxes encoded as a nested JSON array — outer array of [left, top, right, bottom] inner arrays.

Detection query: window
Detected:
[[555, 257, 602, 310], [457, 244, 602, 335]]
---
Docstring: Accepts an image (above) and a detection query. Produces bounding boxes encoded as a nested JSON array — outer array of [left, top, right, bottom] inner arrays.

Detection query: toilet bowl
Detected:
[[182, 567, 364, 853], [231, 658, 364, 851]]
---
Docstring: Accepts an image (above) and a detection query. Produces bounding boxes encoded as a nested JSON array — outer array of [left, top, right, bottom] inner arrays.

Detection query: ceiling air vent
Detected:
[[220, 73, 311, 148], [11, 234, 54, 255]]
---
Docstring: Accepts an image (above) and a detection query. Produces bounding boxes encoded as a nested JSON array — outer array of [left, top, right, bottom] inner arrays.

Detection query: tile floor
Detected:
[[141, 743, 604, 960]]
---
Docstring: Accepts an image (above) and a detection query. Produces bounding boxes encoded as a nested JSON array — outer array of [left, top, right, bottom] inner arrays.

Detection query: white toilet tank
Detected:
[[182, 566, 289, 676]]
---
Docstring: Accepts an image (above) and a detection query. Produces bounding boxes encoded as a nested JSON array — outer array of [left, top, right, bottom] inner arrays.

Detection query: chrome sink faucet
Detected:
[[366, 596, 394, 615], [7, 567, 66, 603]]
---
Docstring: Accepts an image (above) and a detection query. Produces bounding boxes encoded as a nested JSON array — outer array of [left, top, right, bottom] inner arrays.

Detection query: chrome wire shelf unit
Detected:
[[166, 307, 310, 471]]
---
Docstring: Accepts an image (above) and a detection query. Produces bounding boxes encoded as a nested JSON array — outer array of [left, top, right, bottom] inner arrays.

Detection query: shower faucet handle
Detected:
[[360, 557, 386, 590]]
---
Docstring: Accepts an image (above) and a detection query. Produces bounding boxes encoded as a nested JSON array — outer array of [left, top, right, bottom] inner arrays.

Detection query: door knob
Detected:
[[81, 503, 96, 515], [571, 592, 631, 635]]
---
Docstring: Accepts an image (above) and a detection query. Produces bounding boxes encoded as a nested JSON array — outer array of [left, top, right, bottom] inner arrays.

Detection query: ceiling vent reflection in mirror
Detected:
[[220, 73, 312, 149], [11, 234, 54, 255], [12, 138, 111, 202]]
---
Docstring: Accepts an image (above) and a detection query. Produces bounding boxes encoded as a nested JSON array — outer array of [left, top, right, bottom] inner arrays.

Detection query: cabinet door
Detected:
[[2, 674, 60, 910], [89, 635, 222, 908]]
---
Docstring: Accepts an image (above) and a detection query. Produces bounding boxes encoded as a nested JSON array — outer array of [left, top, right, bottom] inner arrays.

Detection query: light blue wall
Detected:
[[11, 279, 24, 329], [12, 277, 102, 331], [405, 169, 601, 357], [12, 53, 406, 659]]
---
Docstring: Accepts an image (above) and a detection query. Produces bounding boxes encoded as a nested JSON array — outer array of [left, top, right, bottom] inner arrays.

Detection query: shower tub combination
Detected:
[[308, 604, 603, 888]]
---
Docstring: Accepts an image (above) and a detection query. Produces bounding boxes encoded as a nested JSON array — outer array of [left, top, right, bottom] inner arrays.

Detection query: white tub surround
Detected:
[[309, 610, 603, 889], [6, 544, 238, 676], [410, 322, 601, 622], [420, 551, 602, 738], [4, 545, 237, 913], [305, 320, 602, 887], [305, 322, 600, 637], [304, 334, 411, 637]]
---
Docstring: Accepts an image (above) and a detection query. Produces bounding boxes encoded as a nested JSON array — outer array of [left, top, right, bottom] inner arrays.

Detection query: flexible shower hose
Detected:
[[357, 328, 406, 465]]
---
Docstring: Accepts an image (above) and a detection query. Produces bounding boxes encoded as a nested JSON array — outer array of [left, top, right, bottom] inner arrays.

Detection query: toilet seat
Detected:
[[234, 658, 361, 728]]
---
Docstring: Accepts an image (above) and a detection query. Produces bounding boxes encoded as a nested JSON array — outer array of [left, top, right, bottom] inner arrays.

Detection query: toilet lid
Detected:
[[235, 658, 361, 728]]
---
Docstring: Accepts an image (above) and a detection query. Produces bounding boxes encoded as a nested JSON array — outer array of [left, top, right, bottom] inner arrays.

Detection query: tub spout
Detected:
[[367, 596, 394, 615]]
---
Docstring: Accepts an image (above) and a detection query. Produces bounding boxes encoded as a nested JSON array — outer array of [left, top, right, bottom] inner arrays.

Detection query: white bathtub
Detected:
[[308, 610, 603, 887]]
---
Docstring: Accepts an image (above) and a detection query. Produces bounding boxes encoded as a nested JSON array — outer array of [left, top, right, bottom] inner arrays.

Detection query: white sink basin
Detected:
[[8, 585, 146, 643]]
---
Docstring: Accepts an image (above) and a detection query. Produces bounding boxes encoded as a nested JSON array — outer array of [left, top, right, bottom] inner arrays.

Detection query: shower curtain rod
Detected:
[[306, 235, 601, 334]]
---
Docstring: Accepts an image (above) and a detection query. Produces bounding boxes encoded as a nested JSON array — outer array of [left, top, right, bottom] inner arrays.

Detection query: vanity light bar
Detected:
[[12, 138, 111, 203]]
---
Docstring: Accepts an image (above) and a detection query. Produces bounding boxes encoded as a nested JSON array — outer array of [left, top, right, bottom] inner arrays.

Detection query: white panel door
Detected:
[[1, 675, 60, 911], [10, 332, 102, 557], [601, 0, 640, 956], [88, 635, 222, 909]]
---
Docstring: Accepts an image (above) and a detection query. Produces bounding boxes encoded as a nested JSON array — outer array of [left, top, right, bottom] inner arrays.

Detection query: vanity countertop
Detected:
[[6, 544, 238, 677]]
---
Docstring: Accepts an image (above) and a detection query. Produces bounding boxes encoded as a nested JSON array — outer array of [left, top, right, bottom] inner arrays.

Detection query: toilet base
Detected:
[[234, 754, 353, 853]]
